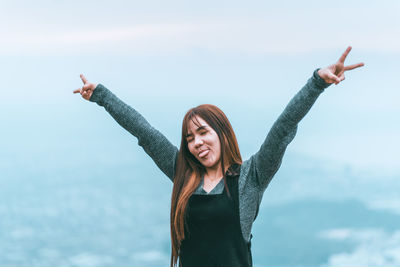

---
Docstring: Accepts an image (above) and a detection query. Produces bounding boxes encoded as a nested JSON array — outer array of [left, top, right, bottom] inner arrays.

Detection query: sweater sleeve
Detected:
[[253, 69, 331, 190], [89, 84, 179, 181]]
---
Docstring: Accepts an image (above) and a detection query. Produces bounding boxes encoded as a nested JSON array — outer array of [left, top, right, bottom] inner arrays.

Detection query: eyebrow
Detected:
[[186, 125, 208, 138]]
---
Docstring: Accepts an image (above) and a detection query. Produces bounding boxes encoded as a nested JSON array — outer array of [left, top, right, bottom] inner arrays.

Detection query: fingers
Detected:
[[338, 46, 352, 64], [326, 72, 341, 84], [344, 62, 364, 71], [80, 74, 88, 85], [82, 90, 90, 100], [74, 74, 97, 100], [73, 84, 90, 93], [73, 84, 92, 100], [82, 83, 92, 91]]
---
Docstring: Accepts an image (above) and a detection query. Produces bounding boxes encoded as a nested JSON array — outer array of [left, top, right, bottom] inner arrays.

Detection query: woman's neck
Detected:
[[204, 163, 229, 181]]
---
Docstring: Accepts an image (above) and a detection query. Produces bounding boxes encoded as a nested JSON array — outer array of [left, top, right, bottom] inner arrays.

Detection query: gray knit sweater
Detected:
[[89, 69, 331, 242]]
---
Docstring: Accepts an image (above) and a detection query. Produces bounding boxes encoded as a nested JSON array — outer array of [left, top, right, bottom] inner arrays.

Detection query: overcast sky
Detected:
[[2, 0, 398, 172], [1, 0, 399, 172]]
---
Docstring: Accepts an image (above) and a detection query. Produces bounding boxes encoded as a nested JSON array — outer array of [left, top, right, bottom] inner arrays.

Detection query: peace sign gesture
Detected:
[[73, 74, 98, 101], [318, 46, 364, 85]]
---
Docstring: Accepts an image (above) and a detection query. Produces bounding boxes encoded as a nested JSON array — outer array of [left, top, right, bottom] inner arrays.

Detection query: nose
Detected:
[[194, 136, 204, 147]]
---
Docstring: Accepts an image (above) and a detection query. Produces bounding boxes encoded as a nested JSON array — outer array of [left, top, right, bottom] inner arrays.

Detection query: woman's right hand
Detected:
[[73, 74, 98, 101]]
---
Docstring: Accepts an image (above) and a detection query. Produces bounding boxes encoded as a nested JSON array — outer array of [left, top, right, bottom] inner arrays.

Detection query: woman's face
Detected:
[[186, 116, 222, 170]]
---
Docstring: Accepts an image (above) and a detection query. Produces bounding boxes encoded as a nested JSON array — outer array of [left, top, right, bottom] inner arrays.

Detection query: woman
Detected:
[[73, 46, 363, 267]]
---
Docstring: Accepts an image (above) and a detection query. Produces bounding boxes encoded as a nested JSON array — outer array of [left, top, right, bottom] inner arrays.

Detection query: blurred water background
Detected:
[[1, 1, 400, 266]]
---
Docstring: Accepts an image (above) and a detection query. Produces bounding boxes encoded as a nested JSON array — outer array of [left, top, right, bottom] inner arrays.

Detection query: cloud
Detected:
[[318, 228, 385, 242], [69, 253, 114, 267], [0, 24, 198, 54], [318, 228, 354, 241], [263, 154, 400, 216], [131, 250, 169, 265], [10, 227, 35, 239], [1, 0, 399, 55], [1, 17, 399, 55], [319, 228, 400, 267], [367, 199, 400, 216]]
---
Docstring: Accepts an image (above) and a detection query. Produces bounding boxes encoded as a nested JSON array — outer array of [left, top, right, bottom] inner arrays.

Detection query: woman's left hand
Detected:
[[318, 46, 364, 85]]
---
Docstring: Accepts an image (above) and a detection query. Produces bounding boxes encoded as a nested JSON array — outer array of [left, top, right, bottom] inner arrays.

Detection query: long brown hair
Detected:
[[170, 104, 242, 267]]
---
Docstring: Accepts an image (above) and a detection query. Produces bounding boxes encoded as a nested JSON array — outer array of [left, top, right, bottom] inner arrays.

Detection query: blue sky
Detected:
[[1, 0, 400, 55], [2, 0, 398, 171], [1, 1, 400, 266]]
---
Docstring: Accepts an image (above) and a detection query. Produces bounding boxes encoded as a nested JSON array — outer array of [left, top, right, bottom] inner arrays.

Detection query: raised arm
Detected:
[[73, 75, 178, 181], [253, 46, 364, 190]]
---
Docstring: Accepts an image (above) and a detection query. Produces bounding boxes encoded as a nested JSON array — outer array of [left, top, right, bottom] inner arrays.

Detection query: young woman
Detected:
[[73, 46, 363, 267]]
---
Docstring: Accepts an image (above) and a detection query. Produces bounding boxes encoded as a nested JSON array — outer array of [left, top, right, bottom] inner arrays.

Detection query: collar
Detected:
[[226, 163, 241, 177]]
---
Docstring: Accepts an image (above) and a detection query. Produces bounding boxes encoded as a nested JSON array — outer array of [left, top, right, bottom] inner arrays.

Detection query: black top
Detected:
[[179, 164, 253, 267]]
